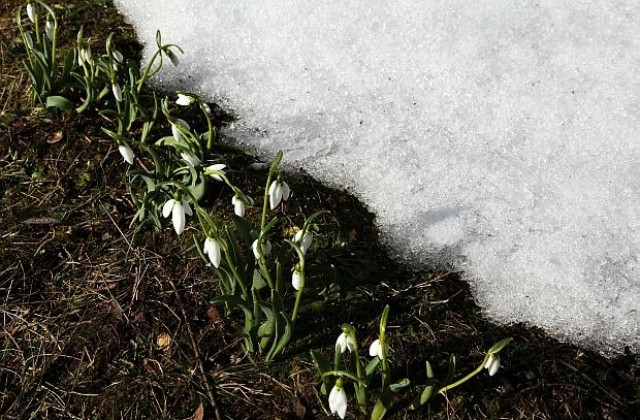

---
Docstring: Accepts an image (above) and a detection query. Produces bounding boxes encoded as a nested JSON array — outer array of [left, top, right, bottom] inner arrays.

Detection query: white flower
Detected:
[[292, 269, 302, 290], [78, 47, 91, 66], [24, 32, 33, 50], [369, 339, 384, 359], [202, 102, 211, 114], [170, 118, 190, 143], [328, 380, 347, 419], [231, 194, 254, 217], [268, 180, 290, 210], [203, 237, 222, 268], [205, 163, 226, 181], [335, 332, 355, 354], [112, 83, 123, 102], [112, 49, 124, 63], [162, 198, 192, 235], [44, 20, 54, 41], [180, 152, 200, 167], [118, 144, 134, 165], [484, 353, 500, 377], [293, 230, 313, 253], [165, 49, 180, 66], [251, 239, 272, 259], [26, 3, 35, 23], [176, 93, 194, 106]]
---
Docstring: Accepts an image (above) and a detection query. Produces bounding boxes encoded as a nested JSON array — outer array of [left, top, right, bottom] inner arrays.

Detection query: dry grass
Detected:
[[1, 1, 638, 419]]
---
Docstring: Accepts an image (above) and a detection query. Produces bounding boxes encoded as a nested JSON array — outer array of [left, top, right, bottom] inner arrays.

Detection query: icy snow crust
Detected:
[[114, 0, 640, 354]]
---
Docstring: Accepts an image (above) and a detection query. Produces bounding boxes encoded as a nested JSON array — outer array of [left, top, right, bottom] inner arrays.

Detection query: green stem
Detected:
[[290, 269, 304, 323], [437, 353, 490, 395], [261, 150, 283, 230]]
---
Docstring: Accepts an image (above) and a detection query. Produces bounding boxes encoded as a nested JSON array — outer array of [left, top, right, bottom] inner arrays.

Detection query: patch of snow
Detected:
[[114, 0, 640, 354]]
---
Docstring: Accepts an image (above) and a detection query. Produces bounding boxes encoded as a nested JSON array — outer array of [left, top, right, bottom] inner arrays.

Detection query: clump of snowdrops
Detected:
[[19, 3, 514, 412], [18, 0, 325, 361], [312, 305, 512, 419]]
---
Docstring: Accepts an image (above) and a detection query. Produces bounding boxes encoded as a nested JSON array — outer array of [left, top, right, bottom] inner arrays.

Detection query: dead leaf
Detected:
[[157, 332, 171, 352], [192, 402, 204, 420], [48, 131, 64, 144]]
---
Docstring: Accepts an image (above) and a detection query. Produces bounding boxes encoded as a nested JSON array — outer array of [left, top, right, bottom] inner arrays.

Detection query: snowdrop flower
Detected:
[[232, 194, 253, 217], [162, 198, 192, 235], [203, 237, 222, 268], [268, 179, 290, 210], [293, 230, 313, 254], [166, 50, 180, 66], [484, 353, 500, 377], [335, 331, 356, 354], [112, 83, 123, 102], [26, 3, 35, 23], [251, 239, 272, 259], [118, 144, 134, 165], [292, 269, 302, 291], [176, 93, 194, 106], [328, 379, 347, 419], [369, 339, 384, 359], [180, 152, 200, 167], [204, 163, 226, 181], [24, 32, 33, 50], [170, 118, 190, 143], [202, 102, 211, 114], [78, 47, 91, 65], [44, 19, 54, 41], [112, 49, 124, 63]]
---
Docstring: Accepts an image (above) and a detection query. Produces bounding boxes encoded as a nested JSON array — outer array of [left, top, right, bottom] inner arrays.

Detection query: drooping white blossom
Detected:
[[26, 3, 35, 23], [205, 163, 226, 181], [268, 180, 290, 210], [328, 380, 347, 419], [292, 269, 302, 290], [162, 198, 192, 235], [44, 19, 54, 41], [335, 332, 356, 354], [176, 93, 194, 106], [293, 230, 313, 253], [484, 353, 500, 377], [170, 118, 190, 143], [251, 239, 272, 259], [369, 339, 383, 359], [203, 237, 222, 268], [112, 83, 123, 102], [118, 144, 134, 165], [180, 152, 200, 166]]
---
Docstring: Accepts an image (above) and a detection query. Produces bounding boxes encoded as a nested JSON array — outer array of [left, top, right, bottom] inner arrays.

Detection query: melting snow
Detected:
[[114, 0, 640, 354]]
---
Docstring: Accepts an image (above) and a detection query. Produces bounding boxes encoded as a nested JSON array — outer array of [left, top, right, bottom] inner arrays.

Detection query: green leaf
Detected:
[[257, 318, 274, 338], [426, 360, 434, 379], [267, 311, 293, 361], [45, 95, 75, 113], [389, 378, 410, 392], [310, 351, 331, 376], [188, 173, 206, 201], [370, 386, 393, 420], [365, 356, 381, 377], [409, 385, 434, 410], [444, 354, 457, 384], [252, 268, 268, 290]]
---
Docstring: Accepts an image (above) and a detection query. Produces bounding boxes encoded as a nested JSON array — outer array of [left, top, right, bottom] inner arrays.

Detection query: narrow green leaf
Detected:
[[365, 356, 381, 377]]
